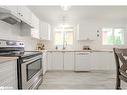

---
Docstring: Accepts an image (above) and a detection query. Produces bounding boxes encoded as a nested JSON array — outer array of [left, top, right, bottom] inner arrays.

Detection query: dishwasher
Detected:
[[75, 52, 91, 71]]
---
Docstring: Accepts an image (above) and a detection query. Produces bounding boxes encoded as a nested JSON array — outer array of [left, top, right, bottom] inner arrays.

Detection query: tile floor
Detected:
[[38, 70, 127, 90]]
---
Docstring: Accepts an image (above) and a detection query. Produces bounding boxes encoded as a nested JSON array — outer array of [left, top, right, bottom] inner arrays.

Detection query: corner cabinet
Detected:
[[77, 23, 98, 41], [39, 21, 51, 40]]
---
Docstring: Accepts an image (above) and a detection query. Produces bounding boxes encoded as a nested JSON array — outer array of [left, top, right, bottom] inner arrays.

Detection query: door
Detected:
[[64, 52, 74, 70], [75, 52, 91, 71]]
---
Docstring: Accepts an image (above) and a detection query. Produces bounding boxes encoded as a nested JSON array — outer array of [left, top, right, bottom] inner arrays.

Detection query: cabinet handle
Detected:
[[77, 53, 90, 55]]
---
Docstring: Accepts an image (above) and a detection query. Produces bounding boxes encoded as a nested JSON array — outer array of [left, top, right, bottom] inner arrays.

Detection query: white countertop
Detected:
[[47, 49, 113, 52], [0, 57, 18, 63]]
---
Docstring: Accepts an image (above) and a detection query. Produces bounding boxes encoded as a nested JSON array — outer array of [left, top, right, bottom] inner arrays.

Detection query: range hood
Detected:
[[0, 13, 21, 24], [0, 7, 21, 25]]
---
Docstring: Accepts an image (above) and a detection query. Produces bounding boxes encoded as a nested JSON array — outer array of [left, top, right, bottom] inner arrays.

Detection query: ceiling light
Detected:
[[61, 5, 71, 11]]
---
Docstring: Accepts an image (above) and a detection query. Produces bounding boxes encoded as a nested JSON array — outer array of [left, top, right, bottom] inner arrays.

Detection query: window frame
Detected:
[[102, 27, 125, 46], [54, 24, 74, 47]]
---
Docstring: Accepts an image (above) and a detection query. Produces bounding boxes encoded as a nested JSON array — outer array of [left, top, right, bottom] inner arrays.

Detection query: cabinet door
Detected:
[[0, 60, 17, 89], [52, 52, 63, 70], [64, 52, 74, 70], [75, 52, 91, 71], [42, 52, 47, 75], [18, 6, 32, 25], [31, 13, 40, 39], [77, 23, 97, 40], [39, 21, 51, 40], [31, 13, 39, 29], [91, 52, 115, 70], [47, 52, 53, 70], [2, 6, 19, 18]]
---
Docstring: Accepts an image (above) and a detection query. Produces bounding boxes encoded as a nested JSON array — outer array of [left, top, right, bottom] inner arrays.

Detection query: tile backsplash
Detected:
[[0, 20, 39, 51]]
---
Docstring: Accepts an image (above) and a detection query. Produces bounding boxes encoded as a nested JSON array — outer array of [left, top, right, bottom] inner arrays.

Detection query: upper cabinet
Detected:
[[1, 6, 19, 18], [17, 6, 32, 27], [0, 6, 50, 39], [77, 23, 98, 41], [0, 6, 33, 27], [31, 13, 40, 39], [39, 21, 51, 40]]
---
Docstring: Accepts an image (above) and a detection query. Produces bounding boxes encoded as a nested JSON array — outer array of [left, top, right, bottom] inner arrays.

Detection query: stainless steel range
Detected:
[[0, 39, 43, 89]]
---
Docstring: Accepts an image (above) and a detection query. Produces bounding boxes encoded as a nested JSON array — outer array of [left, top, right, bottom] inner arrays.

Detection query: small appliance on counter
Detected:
[[0, 39, 43, 89], [82, 46, 91, 50]]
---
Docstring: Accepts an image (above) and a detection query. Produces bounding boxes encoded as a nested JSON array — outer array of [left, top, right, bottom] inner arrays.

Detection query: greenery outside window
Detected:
[[102, 28, 124, 45]]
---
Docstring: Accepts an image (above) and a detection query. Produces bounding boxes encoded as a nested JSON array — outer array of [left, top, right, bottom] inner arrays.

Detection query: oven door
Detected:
[[21, 55, 43, 89]]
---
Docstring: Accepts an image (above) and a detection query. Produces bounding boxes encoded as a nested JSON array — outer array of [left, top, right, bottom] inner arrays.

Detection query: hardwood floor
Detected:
[[38, 70, 127, 89]]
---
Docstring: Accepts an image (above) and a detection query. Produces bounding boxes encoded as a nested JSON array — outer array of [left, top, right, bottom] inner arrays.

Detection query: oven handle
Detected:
[[22, 55, 42, 63]]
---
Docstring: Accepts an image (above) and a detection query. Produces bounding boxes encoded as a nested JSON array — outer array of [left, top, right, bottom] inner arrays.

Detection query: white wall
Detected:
[[0, 20, 39, 51]]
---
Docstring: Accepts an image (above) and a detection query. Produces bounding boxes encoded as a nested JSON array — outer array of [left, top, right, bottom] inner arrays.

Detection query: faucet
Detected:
[[63, 41, 67, 50]]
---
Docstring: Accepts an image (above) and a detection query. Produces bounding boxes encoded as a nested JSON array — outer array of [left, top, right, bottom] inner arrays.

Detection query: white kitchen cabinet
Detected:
[[47, 52, 53, 70], [17, 6, 32, 26], [0, 59, 17, 89], [77, 23, 97, 40], [52, 52, 63, 70], [91, 52, 116, 70], [31, 13, 40, 39], [63, 52, 74, 70], [39, 21, 51, 40], [75, 52, 91, 71], [42, 52, 47, 75], [0, 6, 33, 27], [31, 13, 39, 29], [1, 6, 19, 18]]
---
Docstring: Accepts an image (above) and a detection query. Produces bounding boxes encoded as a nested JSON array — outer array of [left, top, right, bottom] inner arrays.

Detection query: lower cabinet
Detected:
[[75, 52, 91, 71], [0, 60, 17, 89], [42, 52, 48, 75], [91, 52, 116, 70], [47, 52, 75, 71], [47, 52, 63, 70], [47, 51, 116, 71], [64, 52, 74, 70], [52, 52, 63, 70], [47, 52, 52, 70]]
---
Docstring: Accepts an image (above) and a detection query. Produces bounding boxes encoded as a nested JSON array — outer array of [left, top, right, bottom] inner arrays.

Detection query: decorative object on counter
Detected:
[[55, 46, 58, 50], [37, 41, 45, 50], [83, 46, 91, 50]]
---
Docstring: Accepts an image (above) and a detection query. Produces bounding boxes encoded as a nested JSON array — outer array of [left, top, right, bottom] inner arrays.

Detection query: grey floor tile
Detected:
[[38, 70, 127, 90]]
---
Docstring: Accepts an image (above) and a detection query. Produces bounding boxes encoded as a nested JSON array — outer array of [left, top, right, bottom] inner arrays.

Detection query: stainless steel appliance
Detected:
[[0, 7, 21, 24], [18, 51, 43, 89], [0, 39, 43, 89]]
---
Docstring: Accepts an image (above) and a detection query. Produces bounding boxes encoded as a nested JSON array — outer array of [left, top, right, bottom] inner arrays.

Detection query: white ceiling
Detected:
[[28, 6, 127, 24]]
